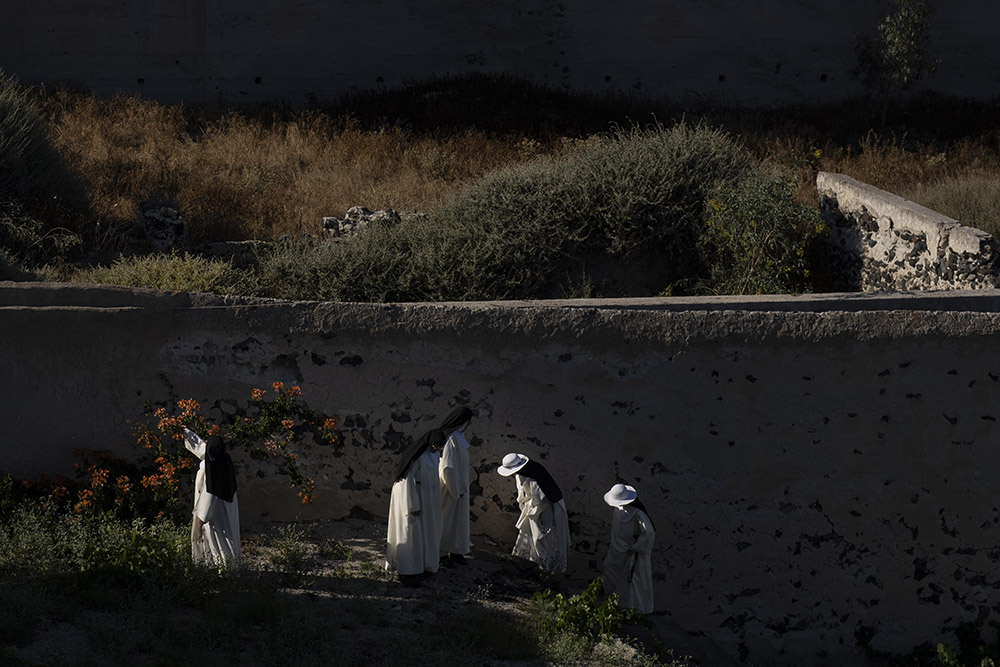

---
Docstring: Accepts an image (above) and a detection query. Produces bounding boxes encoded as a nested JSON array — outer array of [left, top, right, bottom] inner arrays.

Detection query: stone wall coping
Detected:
[[4, 280, 1000, 313], [6, 283, 1000, 350], [817, 171, 991, 254]]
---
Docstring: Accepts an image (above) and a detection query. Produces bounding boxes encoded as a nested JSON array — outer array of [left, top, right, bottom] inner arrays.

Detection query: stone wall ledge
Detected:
[[5, 280, 1000, 313], [817, 172, 992, 256]]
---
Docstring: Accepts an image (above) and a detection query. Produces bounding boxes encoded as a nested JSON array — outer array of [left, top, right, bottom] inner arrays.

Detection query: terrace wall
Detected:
[[4, 282, 1000, 665]]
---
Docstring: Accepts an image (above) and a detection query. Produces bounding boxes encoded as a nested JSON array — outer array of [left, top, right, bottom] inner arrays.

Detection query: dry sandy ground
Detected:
[[5, 516, 721, 666]]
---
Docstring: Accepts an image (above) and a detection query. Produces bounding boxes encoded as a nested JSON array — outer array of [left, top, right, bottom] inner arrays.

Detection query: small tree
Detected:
[[852, 0, 938, 128]]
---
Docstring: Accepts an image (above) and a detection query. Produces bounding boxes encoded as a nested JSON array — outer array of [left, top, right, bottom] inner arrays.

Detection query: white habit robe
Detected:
[[602, 504, 655, 613], [184, 432, 241, 567], [385, 450, 443, 575], [511, 474, 570, 573], [438, 427, 471, 556]]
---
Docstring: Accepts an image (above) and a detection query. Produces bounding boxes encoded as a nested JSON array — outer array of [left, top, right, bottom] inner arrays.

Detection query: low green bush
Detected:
[[269, 523, 309, 574], [74, 251, 258, 295], [530, 579, 689, 666], [532, 579, 650, 642], [698, 168, 826, 295], [0, 501, 210, 594], [260, 121, 821, 301]]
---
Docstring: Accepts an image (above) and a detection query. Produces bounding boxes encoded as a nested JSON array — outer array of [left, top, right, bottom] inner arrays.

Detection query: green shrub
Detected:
[[698, 167, 825, 295], [0, 502, 203, 588], [75, 251, 258, 295], [269, 523, 309, 575], [532, 579, 650, 642], [262, 121, 788, 301]]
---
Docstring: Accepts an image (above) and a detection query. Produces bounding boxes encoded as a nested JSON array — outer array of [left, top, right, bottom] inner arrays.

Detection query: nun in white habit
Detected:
[[385, 428, 446, 583], [438, 406, 474, 565], [182, 428, 241, 567], [601, 483, 655, 613], [497, 453, 570, 573]]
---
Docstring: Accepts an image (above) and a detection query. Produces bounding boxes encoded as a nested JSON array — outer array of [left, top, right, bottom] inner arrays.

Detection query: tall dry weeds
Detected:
[[42, 92, 533, 243], [31, 83, 1000, 250]]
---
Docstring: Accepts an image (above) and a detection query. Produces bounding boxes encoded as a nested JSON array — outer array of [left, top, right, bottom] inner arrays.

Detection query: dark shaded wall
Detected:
[[0, 0, 993, 104], [4, 283, 1000, 665]]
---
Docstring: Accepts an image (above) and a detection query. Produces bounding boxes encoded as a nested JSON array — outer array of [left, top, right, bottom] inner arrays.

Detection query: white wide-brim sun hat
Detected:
[[604, 483, 637, 507], [497, 452, 529, 476]]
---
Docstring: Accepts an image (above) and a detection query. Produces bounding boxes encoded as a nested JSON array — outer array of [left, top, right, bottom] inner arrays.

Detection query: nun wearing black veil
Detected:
[[497, 452, 570, 573], [182, 428, 241, 567], [601, 483, 655, 613], [385, 428, 446, 583], [438, 406, 473, 565]]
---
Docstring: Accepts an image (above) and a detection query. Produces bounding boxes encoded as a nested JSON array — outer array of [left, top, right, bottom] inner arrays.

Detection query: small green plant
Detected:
[[270, 523, 309, 574], [319, 538, 352, 561], [532, 578, 650, 642]]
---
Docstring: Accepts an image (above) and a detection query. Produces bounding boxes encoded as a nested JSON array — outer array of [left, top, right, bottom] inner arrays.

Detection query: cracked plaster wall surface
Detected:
[[5, 283, 1000, 665]]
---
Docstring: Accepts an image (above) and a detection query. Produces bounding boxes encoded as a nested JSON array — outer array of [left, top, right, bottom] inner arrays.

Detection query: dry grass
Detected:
[[41, 91, 535, 243], [23, 80, 1000, 252]]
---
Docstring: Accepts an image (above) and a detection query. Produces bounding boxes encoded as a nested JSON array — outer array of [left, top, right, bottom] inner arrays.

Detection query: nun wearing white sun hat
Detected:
[[497, 453, 570, 573], [601, 483, 655, 613]]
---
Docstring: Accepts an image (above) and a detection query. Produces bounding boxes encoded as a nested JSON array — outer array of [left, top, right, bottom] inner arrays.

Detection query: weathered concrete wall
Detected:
[[5, 282, 1000, 665], [818, 172, 1000, 292], [0, 0, 995, 105]]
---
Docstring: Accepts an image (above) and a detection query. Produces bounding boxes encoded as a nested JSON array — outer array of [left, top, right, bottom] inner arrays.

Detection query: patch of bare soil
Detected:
[[6, 516, 711, 666]]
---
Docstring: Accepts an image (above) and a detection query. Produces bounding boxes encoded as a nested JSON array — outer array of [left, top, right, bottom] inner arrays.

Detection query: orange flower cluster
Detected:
[[91, 467, 109, 488], [319, 416, 340, 444], [176, 398, 201, 415], [74, 487, 93, 512], [132, 383, 338, 508], [297, 477, 317, 504], [140, 456, 180, 493], [135, 423, 159, 450], [115, 475, 132, 494]]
